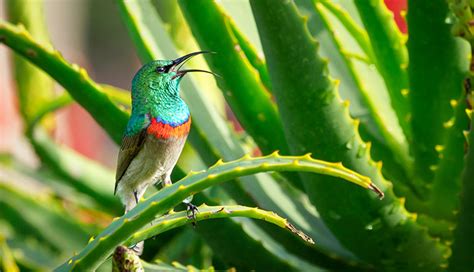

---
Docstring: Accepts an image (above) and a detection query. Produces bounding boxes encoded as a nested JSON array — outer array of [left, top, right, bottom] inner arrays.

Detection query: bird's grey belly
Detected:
[[117, 135, 186, 194]]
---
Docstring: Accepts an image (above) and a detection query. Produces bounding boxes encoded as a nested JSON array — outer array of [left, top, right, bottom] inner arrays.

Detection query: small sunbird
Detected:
[[114, 51, 217, 254]]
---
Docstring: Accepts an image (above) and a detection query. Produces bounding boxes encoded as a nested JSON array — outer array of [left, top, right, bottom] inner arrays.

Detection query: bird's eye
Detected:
[[156, 66, 166, 73]]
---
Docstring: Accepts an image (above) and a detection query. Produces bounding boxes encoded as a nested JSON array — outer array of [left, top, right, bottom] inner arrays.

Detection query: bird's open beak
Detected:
[[170, 51, 220, 79]]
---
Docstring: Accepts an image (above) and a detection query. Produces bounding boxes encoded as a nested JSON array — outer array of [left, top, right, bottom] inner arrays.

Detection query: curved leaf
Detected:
[[127, 205, 313, 247], [316, 0, 375, 61], [228, 21, 272, 91], [56, 153, 379, 271], [449, 109, 474, 270], [314, 1, 413, 185], [407, 0, 470, 189], [354, 0, 411, 139]]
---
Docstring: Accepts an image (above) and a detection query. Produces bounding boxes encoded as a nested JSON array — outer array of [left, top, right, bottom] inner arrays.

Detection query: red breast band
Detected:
[[147, 117, 191, 139]]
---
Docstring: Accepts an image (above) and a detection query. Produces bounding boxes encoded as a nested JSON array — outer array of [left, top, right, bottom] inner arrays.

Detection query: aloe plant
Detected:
[[1, 0, 473, 271]]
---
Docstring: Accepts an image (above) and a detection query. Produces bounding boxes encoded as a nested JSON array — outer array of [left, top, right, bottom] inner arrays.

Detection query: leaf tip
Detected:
[[368, 183, 384, 199], [286, 222, 315, 244]]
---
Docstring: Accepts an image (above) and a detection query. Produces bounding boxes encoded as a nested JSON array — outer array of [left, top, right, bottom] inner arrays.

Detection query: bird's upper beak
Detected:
[[170, 51, 219, 79]]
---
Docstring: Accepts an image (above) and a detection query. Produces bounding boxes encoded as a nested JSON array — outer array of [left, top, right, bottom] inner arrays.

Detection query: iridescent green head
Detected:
[[128, 51, 216, 131]]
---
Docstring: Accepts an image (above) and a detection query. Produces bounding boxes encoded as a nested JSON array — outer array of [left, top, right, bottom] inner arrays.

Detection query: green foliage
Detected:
[[57, 153, 377, 271], [1, 0, 473, 271]]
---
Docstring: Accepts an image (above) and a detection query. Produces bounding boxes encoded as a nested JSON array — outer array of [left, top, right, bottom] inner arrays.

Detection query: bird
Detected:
[[114, 51, 216, 254]]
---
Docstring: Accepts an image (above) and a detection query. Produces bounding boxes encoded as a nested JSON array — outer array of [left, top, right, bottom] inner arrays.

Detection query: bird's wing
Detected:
[[114, 128, 148, 194]]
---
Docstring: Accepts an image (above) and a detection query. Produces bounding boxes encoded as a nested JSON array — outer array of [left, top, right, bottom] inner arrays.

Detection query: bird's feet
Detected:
[[186, 202, 199, 227], [129, 241, 144, 256]]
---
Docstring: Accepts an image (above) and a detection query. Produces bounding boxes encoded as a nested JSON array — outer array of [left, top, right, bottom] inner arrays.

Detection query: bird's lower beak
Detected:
[[171, 51, 219, 79]]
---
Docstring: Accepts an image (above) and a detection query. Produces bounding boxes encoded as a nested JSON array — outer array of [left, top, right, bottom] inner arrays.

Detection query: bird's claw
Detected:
[[186, 203, 199, 227]]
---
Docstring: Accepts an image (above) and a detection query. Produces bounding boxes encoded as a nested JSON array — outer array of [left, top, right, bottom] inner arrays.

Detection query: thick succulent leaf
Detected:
[[427, 97, 469, 221], [178, 140, 361, 270], [178, 0, 289, 155], [316, 0, 374, 61], [56, 154, 379, 271], [131, 203, 324, 271], [117, 0, 350, 262], [0, 21, 129, 144], [250, 0, 449, 269], [127, 205, 313, 247], [228, 21, 272, 91], [313, 1, 413, 191], [407, 0, 470, 188], [192, 193, 366, 271], [449, 108, 474, 270], [296, 0, 415, 202], [354, 0, 411, 140]]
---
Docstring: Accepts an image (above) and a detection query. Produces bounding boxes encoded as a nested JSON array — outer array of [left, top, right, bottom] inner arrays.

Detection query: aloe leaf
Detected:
[[178, 0, 289, 155], [449, 115, 474, 270], [353, 0, 411, 139], [135, 200, 363, 271], [228, 21, 271, 91], [0, 21, 129, 144], [296, 1, 414, 201], [127, 205, 313, 247], [427, 97, 469, 221], [100, 84, 132, 110], [316, 0, 374, 62], [176, 0, 311, 226], [56, 154, 379, 271], [313, 1, 413, 187], [407, 0, 470, 187], [295, 0, 370, 121], [250, 0, 449, 268], [191, 193, 364, 271], [191, 211, 307, 271]]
